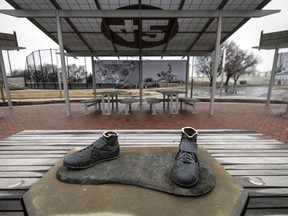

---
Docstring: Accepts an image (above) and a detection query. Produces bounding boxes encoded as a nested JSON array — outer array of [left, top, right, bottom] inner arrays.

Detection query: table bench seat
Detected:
[[119, 98, 137, 115], [146, 98, 162, 115], [79, 98, 101, 114], [179, 97, 200, 113], [282, 97, 288, 117]]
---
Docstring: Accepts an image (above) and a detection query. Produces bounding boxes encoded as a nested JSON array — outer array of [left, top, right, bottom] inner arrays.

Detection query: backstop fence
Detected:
[[25, 49, 92, 89]]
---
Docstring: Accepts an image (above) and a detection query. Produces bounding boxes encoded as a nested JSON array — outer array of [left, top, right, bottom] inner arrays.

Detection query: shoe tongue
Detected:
[[92, 137, 107, 149], [179, 138, 197, 153]]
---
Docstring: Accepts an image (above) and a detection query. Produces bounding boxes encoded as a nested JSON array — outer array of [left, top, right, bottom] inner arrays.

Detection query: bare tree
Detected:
[[195, 55, 223, 86], [195, 40, 260, 86], [224, 40, 260, 86], [11, 69, 25, 76]]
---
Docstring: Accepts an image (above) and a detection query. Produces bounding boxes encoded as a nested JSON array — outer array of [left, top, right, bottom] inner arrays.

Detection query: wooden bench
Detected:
[[146, 97, 161, 115], [79, 98, 101, 114], [1, 129, 288, 215], [282, 97, 288, 117], [179, 97, 200, 113]]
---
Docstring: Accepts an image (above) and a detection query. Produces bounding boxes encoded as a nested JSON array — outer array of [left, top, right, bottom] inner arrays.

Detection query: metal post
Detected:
[[38, 50, 45, 89], [50, 49, 57, 89], [66, 56, 70, 89], [32, 51, 39, 88], [55, 49, 62, 98], [7, 51, 12, 75], [84, 56, 88, 88], [190, 56, 195, 98], [56, 10, 71, 116], [26, 57, 32, 88], [209, 10, 222, 115], [91, 56, 96, 97], [266, 45, 279, 106], [219, 48, 226, 97], [0, 50, 12, 108], [139, 55, 143, 106], [185, 56, 190, 97]]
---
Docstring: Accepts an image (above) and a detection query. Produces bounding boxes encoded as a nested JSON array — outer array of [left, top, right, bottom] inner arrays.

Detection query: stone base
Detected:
[[23, 147, 248, 216], [57, 148, 215, 196]]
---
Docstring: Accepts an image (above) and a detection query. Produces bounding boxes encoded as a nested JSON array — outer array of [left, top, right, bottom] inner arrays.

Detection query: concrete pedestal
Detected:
[[23, 147, 247, 216]]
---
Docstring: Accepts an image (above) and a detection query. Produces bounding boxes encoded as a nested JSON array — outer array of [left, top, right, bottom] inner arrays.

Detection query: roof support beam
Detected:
[[162, 0, 185, 55], [49, 0, 94, 53], [56, 10, 71, 116], [94, 0, 118, 55], [0, 9, 280, 18], [64, 51, 213, 57], [209, 11, 223, 116]]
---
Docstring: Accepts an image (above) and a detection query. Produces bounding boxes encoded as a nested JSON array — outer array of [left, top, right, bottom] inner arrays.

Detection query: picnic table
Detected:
[[93, 90, 120, 115], [157, 89, 186, 114], [1, 129, 288, 215]]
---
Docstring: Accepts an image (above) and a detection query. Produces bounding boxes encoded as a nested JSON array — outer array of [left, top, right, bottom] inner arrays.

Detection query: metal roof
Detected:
[[3, 0, 276, 57], [255, 30, 288, 50]]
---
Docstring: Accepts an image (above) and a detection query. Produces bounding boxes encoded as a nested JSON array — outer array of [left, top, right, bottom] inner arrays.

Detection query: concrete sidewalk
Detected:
[[0, 101, 287, 144]]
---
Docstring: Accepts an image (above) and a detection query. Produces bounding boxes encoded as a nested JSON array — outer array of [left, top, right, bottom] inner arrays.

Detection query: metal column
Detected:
[[91, 56, 96, 97], [266, 45, 279, 106], [56, 10, 71, 116], [185, 55, 190, 97], [139, 55, 143, 106], [209, 10, 222, 115], [0, 50, 12, 108], [219, 48, 226, 97]]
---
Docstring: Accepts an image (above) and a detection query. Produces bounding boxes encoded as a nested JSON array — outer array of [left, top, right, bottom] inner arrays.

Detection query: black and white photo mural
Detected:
[[94, 60, 139, 88], [275, 52, 288, 81], [143, 60, 186, 87], [94, 60, 186, 89]]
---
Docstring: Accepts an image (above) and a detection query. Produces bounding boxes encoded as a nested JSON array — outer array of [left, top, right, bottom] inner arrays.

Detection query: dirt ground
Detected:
[[2, 88, 160, 100]]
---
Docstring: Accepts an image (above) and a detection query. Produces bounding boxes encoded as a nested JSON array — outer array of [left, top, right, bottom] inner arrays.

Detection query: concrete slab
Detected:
[[23, 147, 248, 216]]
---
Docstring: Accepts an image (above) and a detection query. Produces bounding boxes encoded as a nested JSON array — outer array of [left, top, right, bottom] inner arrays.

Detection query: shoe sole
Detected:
[[171, 173, 199, 188], [63, 155, 119, 170]]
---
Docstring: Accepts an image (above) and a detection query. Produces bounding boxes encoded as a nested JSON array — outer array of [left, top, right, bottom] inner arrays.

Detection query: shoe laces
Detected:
[[78, 138, 105, 157], [177, 151, 197, 164]]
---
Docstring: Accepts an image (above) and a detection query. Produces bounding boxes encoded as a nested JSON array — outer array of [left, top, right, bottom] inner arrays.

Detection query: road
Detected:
[[189, 85, 287, 98]]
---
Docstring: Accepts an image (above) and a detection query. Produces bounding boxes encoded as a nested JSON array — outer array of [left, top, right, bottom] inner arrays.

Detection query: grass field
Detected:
[[1, 88, 159, 100]]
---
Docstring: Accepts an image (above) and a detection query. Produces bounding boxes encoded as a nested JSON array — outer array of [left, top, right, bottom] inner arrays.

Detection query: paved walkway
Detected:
[[0, 102, 287, 144]]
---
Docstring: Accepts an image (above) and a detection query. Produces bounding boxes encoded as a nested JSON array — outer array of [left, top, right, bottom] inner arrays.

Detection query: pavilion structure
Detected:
[[254, 30, 288, 105], [0, 0, 280, 116], [0, 31, 25, 109]]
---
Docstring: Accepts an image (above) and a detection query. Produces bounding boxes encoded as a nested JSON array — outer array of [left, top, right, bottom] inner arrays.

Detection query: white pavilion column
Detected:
[[91, 55, 96, 97], [209, 10, 222, 115], [139, 55, 143, 106], [185, 55, 190, 97], [266, 45, 279, 106], [0, 49, 12, 108], [56, 10, 71, 116]]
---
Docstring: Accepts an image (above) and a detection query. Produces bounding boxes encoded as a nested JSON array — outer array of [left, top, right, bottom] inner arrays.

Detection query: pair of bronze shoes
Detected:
[[63, 127, 199, 187]]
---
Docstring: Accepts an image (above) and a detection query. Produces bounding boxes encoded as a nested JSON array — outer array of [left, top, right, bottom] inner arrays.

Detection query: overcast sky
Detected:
[[0, 0, 288, 74]]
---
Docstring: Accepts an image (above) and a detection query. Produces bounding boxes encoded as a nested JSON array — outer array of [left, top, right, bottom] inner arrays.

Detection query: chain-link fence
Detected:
[[25, 49, 92, 89]]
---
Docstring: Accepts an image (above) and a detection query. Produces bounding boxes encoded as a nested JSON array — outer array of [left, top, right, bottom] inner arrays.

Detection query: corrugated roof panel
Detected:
[[142, 44, 165, 51], [190, 33, 216, 51], [69, 18, 102, 32], [34, 18, 57, 32], [82, 33, 114, 50], [115, 44, 139, 51], [167, 33, 199, 51], [62, 33, 90, 51], [4, 0, 272, 56]]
